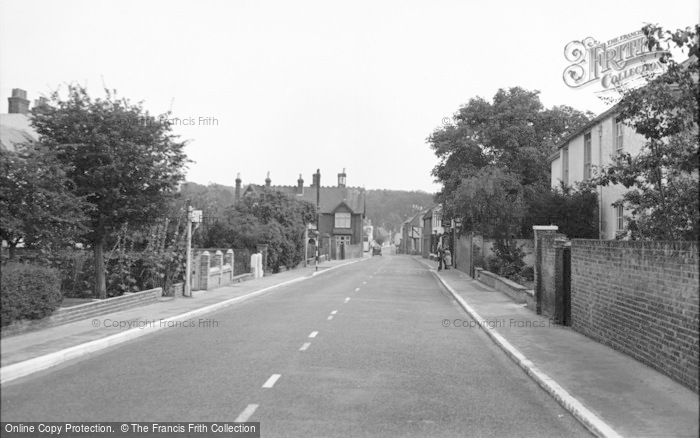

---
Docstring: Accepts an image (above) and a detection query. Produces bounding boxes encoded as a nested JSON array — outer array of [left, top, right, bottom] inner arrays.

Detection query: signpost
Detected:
[[184, 205, 202, 298]]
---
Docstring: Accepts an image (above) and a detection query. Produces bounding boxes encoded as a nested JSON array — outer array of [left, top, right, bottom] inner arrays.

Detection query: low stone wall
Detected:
[[1, 287, 162, 338], [475, 268, 535, 309]]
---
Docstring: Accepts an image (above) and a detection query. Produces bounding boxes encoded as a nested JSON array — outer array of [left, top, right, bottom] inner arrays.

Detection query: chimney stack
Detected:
[[297, 174, 304, 195], [338, 168, 347, 188], [33, 97, 49, 108], [8, 89, 30, 114], [265, 171, 271, 188], [235, 173, 242, 202]]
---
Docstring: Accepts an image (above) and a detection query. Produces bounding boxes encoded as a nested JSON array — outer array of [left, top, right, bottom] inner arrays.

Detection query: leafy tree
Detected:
[[429, 87, 594, 216], [594, 24, 699, 240], [524, 182, 599, 239], [204, 189, 316, 273], [452, 166, 526, 239], [30, 86, 189, 298], [0, 142, 87, 257]]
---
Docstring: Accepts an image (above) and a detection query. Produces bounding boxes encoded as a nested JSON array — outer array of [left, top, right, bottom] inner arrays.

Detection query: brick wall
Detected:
[[571, 239, 699, 392]]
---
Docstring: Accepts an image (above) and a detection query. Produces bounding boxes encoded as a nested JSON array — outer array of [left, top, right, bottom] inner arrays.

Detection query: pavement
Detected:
[[1, 252, 697, 437], [0, 257, 367, 382], [420, 257, 699, 438]]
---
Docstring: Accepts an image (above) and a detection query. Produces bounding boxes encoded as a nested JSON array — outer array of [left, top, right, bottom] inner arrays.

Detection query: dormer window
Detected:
[[335, 212, 351, 228]]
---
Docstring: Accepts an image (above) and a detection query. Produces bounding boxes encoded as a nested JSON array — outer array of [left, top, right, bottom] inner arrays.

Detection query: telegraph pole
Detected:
[[185, 200, 192, 298], [316, 169, 321, 272]]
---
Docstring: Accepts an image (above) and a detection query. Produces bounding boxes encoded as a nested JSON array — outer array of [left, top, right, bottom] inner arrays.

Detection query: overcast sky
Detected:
[[1, 0, 697, 193]]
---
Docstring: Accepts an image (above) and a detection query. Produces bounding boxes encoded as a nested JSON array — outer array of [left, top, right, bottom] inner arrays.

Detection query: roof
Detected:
[[422, 204, 441, 220], [244, 184, 366, 215], [547, 105, 619, 163], [408, 211, 425, 227], [0, 114, 38, 151]]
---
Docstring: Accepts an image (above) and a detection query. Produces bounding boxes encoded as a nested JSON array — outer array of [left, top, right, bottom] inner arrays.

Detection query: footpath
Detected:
[[419, 257, 699, 438], [0, 258, 365, 384]]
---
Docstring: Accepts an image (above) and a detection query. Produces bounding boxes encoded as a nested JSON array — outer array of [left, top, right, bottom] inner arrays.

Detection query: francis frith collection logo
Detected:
[[563, 30, 668, 92]]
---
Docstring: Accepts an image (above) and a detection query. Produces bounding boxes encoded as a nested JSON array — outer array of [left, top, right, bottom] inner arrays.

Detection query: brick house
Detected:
[[236, 169, 366, 259]]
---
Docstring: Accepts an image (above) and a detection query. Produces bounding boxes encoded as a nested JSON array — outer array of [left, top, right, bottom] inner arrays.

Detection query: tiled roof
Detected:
[[243, 184, 366, 214]]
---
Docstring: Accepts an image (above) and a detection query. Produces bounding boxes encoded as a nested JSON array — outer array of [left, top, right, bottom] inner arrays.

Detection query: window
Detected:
[[615, 118, 624, 153], [562, 145, 569, 185], [335, 212, 351, 228], [583, 132, 592, 180], [616, 205, 625, 232]]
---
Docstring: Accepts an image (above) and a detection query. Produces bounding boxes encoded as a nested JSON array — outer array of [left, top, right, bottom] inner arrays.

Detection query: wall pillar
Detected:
[[214, 250, 223, 286], [257, 244, 269, 274], [533, 225, 558, 315], [200, 251, 210, 290]]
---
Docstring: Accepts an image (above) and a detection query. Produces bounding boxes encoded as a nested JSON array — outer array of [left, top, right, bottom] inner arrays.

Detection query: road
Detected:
[[1, 254, 591, 437]]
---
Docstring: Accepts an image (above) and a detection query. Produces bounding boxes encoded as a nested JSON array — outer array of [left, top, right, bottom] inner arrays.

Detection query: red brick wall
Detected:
[[571, 239, 699, 392]]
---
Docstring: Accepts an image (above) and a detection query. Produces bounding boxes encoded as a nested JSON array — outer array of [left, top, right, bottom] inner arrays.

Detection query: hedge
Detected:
[[1, 262, 63, 327]]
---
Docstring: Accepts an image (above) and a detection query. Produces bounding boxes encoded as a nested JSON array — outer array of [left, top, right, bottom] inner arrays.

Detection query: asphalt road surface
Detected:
[[1, 254, 591, 437]]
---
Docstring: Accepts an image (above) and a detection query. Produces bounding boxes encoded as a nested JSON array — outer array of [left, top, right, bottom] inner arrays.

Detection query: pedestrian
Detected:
[[436, 244, 444, 271], [443, 248, 451, 270]]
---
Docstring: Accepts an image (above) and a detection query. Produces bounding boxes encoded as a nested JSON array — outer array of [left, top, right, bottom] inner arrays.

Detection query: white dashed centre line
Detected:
[[344, 297, 350, 303], [299, 343, 311, 351], [235, 404, 259, 422], [262, 374, 281, 388], [331, 310, 337, 315], [327, 315, 334, 320], [309, 331, 318, 338], [355, 288, 360, 292]]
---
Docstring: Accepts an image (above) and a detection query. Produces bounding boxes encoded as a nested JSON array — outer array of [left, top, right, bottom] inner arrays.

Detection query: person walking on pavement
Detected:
[[443, 248, 451, 270], [436, 243, 444, 271]]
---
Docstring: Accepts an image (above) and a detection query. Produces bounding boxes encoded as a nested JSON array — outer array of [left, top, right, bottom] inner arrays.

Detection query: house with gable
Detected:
[[235, 169, 366, 259]]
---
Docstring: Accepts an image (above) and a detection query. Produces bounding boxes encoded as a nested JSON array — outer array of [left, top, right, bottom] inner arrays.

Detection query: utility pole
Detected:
[[316, 169, 321, 272], [185, 201, 192, 298]]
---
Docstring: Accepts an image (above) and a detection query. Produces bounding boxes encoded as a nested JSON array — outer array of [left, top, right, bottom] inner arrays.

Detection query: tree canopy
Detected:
[[429, 87, 594, 222], [0, 142, 87, 255], [30, 85, 189, 298], [202, 189, 316, 273]]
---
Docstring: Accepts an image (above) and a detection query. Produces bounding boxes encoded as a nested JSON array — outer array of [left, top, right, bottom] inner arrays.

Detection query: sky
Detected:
[[1, 0, 697, 193]]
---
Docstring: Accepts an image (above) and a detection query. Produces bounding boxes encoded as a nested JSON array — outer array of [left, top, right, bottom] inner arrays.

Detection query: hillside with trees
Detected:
[[365, 190, 436, 234]]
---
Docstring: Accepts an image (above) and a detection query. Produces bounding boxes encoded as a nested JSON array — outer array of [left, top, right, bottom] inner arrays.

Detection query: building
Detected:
[[236, 169, 366, 260], [421, 204, 444, 258], [1, 88, 40, 151], [548, 103, 646, 239], [402, 210, 424, 255], [549, 56, 698, 240]]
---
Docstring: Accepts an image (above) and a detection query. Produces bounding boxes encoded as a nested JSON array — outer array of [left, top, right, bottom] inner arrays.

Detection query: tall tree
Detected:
[[429, 87, 593, 217], [30, 86, 189, 298], [594, 24, 699, 240]]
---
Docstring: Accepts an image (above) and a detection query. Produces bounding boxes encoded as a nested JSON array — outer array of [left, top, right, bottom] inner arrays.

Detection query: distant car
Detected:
[[372, 245, 382, 256]]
